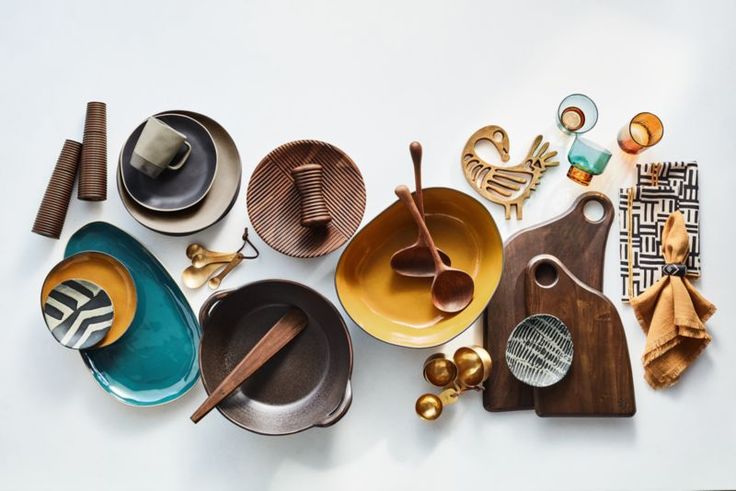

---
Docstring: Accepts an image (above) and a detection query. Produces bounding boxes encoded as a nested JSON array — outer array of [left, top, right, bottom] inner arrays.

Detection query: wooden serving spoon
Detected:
[[191, 307, 308, 423], [390, 142, 451, 277], [395, 185, 474, 313]]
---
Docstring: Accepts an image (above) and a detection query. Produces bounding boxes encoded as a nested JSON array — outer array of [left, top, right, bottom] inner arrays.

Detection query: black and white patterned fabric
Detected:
[[619, 161, 700, 301], [505, 314, 574, 388], [43, 279, 114, 350]]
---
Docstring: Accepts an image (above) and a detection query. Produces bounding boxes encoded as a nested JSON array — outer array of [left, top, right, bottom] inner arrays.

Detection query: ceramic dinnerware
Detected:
[[505, 314, 574, 388], [247, 140, 366, 258], [198, 280, 353, 435], [336, 187, 503, 348], [130, 117, 193, 178], [41, 251, 137, 348], [117, 110, 241, 235], [121, 114, 218, 212], [65, 222, 201, 406]]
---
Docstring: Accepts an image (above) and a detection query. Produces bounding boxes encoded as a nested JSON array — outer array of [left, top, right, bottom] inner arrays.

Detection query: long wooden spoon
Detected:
[[395, 185, 474, 313], [191, 307, 308, 423], [390, 142, 451, 277]]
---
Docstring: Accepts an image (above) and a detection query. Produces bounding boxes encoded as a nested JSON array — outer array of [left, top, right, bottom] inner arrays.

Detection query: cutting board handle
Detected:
[[564, 191, 614, 228]]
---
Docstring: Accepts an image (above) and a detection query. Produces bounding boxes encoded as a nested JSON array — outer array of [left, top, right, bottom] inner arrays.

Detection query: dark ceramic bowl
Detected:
[[198, 280, 353, 435]]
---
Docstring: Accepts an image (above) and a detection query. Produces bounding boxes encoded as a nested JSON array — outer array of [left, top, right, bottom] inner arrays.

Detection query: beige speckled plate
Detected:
[[117, 110, 241, 235]]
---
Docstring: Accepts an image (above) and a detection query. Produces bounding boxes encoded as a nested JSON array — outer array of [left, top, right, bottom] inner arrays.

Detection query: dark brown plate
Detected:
[[247, 140, 366, 258], [198, 280, 353, 435]]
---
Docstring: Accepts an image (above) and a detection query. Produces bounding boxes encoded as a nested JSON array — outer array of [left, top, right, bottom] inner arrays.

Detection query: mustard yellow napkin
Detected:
[[630, 211, 716, 389]]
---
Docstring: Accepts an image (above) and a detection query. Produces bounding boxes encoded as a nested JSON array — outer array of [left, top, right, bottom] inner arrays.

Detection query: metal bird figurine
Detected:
[[462, 125, 559, 219]]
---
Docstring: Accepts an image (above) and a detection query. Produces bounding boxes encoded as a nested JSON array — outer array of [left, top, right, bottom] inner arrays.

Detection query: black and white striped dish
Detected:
[[505, 314, 573, 388], [43, 279, 114, 350]]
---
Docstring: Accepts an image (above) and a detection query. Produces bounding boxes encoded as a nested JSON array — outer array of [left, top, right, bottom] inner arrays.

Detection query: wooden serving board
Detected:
[[526, 255, 636, 416], [483, 192, 614, 412]]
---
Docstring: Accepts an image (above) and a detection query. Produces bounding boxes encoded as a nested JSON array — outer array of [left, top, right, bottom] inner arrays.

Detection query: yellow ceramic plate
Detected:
[[336, 187, 503, 348], [41, 252, 137, 348]]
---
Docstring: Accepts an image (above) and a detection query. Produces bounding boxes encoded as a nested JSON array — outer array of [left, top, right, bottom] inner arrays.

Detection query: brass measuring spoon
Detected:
[[415, 346, 492, 421], [182, 262, 227, 289], [207, 254, 244, 289]]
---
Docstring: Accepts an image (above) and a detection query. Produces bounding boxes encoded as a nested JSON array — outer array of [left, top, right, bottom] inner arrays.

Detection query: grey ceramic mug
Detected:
[[130, 117, 192, 178]]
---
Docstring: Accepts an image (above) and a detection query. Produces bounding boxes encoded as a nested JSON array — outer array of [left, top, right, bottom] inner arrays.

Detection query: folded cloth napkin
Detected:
[[630, 210, 716, 389], [619, 161, 701, 301]]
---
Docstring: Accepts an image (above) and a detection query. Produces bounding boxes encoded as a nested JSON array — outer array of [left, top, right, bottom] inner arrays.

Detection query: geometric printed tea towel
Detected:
[[619, 161, 700, 301]]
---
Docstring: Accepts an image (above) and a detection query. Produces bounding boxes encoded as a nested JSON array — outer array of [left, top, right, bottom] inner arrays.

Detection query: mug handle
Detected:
[[168, 140, 192, 170]]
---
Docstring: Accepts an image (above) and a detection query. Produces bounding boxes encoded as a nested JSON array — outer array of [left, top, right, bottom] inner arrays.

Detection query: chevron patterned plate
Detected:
[[43, 279, 114, 350], [505, 314, 574, 388]]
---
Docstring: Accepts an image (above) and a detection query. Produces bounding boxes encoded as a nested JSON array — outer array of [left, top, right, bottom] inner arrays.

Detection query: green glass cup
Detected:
[[566, 136, 612, 186]]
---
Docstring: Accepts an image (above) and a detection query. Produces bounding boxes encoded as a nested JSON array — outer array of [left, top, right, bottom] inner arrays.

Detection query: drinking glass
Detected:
[[617, 112, 664, 154], [557, 94, 598, 134], [566, 136, 612, 186]]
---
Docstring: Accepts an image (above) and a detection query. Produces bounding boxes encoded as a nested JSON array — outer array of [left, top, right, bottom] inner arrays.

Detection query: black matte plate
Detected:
[[121, 114, 217, 212]]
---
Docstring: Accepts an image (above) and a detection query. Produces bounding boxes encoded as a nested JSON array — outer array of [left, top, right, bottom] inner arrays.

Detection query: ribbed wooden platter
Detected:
[[247, 140, 366, 258]]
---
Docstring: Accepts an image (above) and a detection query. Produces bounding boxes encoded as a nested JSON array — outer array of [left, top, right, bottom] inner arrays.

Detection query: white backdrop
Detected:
[[2, 1, 735, 490]]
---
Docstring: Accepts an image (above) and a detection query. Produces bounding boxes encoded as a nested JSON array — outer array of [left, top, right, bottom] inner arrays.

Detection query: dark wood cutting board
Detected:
[[526, 255, 636, 416], [483, 192, 614, 412]]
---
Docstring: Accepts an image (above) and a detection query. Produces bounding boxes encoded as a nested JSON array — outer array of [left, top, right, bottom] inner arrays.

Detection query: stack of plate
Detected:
[[117, 110, 242, 235]]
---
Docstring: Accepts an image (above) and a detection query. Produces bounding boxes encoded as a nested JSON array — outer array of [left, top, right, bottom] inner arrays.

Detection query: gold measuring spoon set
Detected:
[[415, 346, 492, 421], [181, 228, 259, 289]]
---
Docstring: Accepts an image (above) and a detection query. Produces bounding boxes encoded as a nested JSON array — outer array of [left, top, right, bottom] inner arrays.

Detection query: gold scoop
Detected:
[[181, 228, 259, 290], [415, 346, 492, 421]]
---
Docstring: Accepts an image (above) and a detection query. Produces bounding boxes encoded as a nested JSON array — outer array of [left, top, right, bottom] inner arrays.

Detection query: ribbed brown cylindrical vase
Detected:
[[78, 101, 107, 201], [32, 139, 82, 239], [291, 163, 332, 228]]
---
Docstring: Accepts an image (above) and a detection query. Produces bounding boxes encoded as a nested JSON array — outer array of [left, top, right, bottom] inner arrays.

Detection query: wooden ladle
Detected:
[[191, 307, 308, 423], [395, 185, 474, 313], [390, 142, 451, 277]]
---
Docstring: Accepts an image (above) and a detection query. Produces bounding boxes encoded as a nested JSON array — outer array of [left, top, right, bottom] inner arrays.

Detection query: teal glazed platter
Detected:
[[65, 222, 201, 406]]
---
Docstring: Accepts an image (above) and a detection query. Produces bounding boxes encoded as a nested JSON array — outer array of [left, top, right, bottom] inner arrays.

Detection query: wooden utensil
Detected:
[[483, 192, 614, 412], [191, 307, 308, 423], [390, 142, 451, 277], [526, 255, 635, 416], [395, 185, 474, 313]]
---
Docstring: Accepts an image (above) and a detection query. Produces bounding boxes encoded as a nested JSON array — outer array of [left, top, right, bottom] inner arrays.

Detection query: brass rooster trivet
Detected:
[[461, 125, 559, 219]]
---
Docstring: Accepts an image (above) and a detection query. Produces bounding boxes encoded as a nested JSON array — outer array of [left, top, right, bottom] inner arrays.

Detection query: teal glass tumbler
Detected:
[[566, 136, 612, 186]]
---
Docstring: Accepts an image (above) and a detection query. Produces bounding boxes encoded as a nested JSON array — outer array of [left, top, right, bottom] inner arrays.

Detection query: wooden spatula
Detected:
[[191, 307, 308, 423]]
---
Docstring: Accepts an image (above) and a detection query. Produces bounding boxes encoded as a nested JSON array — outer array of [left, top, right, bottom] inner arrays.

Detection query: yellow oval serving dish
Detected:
[[336, 187, 503, 348], [41, 252, 137, 348]]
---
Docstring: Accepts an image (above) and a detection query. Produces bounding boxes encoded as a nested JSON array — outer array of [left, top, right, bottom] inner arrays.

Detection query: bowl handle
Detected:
[[315, 380, 353, 428], [198, 289, 233, 328]]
